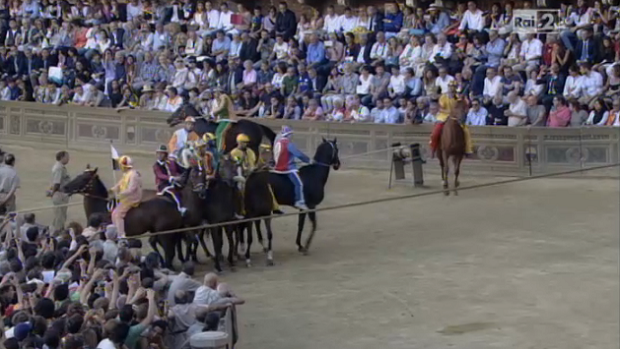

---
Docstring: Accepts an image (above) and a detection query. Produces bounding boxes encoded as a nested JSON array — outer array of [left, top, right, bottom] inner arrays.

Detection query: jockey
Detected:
[[110, 156, 143, 239], [168, 116, 200, 156], [257, 144, 283, 215], [429, 81, 473, 157], [273, 125, 311, 210], [153, 145, 186, 215], [230, 133, 256, 218], [196, 132, 219, 180]]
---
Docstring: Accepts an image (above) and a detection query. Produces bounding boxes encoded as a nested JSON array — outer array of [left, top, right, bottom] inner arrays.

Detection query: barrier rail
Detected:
[[1, 101, 618, 176]]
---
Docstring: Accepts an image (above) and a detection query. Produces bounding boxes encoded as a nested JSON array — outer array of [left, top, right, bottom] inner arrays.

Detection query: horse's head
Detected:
[[217, 154, 238, 186], [63, 166, 100, 195], [166, 103, 201, 127], [314, 138, 341, 170], [187, 166, 207, 197]]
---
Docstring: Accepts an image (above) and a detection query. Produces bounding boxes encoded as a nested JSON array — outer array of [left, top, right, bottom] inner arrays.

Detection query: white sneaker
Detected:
[[295, 202, 309, 211], [235, 213, 244, 220]]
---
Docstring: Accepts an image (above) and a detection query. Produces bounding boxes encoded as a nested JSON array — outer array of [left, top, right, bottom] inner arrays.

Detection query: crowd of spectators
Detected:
[[0, 0, 619, 127], [0, 208, 244, 349]]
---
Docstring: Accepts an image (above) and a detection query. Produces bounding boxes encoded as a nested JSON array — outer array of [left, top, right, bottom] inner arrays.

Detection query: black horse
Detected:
[[167, 104, 277, 155], [183, 157, 240, 272], [62, 167, 185, 269], [243, 138, 341, 265]]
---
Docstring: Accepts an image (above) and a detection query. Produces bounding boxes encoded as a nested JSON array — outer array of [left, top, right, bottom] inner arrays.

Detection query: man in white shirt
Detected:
[[205, 1, 221, 33], [466, 99, 488, 126], [563, 65, 583, 99], [270, 34, 289, 61], [370, 31, 388, 65], [459, 1, 485, 32], [579, 62, 603, 106], [152, 23, 170, 51], [126, 0, 143, 21], [339, 7, 358, 33], [514, 33, 543, 76], [323, 5, 341, 34], [505, 91, 528, 126], [217, 3, 233, 32], [388, 66, 406, 98], [482, 67, 502, 105], [382, 98, 400, 124], [435, 67, 455, 95], [429, 33, 452, 65]]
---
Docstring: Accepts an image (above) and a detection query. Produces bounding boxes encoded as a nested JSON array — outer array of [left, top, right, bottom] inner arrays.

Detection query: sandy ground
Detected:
[[1, 143, 619, 349]]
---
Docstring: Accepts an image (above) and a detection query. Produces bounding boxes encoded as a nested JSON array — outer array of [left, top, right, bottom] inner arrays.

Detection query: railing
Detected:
[[0, 101, 618, 177]]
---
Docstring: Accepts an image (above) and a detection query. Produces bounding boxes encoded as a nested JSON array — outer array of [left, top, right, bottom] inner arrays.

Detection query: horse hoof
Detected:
[[443, 190, 450, 196], [302, 248, 309, 256], [297, 245, 304, 252], [245, 259, 252, 268], [266, 259, 274, 266], [263, 247, 268, 253], [453, 190, 459, 196]]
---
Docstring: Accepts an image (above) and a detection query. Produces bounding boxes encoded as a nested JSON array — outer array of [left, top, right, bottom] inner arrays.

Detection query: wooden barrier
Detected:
[[1, 101, 618, 176]]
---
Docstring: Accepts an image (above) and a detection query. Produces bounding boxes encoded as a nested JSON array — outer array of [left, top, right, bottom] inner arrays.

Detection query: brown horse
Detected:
[[438, 102, 467, 195]]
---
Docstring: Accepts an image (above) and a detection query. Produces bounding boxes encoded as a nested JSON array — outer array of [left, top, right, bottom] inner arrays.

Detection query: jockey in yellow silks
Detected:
[[230, 134, 255, 218], [168, 116, 200, 156], [111, 155, 143, 239], [429, 81, 473, 156]]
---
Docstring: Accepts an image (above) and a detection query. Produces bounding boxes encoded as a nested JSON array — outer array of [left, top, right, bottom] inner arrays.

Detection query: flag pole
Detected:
[[110, 140, 119, 204]]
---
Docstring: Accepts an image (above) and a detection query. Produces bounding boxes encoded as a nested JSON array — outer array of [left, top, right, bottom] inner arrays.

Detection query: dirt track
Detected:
[[2, 143, 619, 349]]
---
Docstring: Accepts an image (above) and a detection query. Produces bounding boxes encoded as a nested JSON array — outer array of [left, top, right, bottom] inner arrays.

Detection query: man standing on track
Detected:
[[47, 151, 72, 232], [0, 154, 19, 214]]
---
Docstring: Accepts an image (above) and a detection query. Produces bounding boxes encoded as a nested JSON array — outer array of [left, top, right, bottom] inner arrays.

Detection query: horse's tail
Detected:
[[259, 124, 276, 145]]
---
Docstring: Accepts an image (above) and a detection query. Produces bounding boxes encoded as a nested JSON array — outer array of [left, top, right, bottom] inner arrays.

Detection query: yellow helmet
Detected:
[[236, 133, 250, 143], [119, 155, 133, 169], [203, 133, 216, 142]]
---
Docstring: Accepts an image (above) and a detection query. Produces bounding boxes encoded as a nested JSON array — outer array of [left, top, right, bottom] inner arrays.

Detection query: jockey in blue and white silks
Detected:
[[273, 126, 311, 210]]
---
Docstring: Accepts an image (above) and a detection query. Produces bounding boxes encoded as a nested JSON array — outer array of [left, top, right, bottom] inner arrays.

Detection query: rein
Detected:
[[313, 141, 337, 167]]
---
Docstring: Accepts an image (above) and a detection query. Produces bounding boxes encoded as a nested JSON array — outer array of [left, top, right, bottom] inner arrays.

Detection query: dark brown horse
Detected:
[[438, 102, 467, 195]]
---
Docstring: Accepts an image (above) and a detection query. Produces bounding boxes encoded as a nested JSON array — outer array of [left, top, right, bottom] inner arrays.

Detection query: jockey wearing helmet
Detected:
[[196, 133, 219, 180], [230, 133, 255, 218], [273, 125, 310, 210], [168, 116, 200, 156], [429, 80, 473, 157], [153, 145, 186, 215], [111, 155, 143, 239]]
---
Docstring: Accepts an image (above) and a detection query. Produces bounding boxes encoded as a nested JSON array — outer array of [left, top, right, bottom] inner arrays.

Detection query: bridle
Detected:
[[70, 171, 109, 202], [314, 141, 339, 168]]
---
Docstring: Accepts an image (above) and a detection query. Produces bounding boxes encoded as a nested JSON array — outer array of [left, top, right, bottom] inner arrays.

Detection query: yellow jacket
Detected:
[[230, 147, 256, 175]]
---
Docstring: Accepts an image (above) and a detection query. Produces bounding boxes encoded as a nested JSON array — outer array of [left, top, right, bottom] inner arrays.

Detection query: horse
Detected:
[[183, 156, 240, 273], [438, 108, 467, 196], [167, 104, 276, 155], [62, 168, 185, 269], [243, 138, 341, 265]]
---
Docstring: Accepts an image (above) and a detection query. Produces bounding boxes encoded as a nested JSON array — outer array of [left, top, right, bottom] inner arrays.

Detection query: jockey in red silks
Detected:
[[273, 125, 311, 210], [111, 156, 143, 239], [153, 144, 186, 215]]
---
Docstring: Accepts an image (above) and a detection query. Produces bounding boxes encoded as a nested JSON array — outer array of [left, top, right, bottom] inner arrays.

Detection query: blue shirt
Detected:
[[485, 38, 506, 68], [298, 73, 311, 93], [306, 41, 325, 65], [212, 37, 231, 54], [429, 12, 451, 35], [383, 12, 403, 33]]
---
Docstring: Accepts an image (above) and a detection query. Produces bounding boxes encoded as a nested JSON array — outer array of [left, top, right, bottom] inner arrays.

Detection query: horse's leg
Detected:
[[454, 155, 463, 196], [442, 151, 450, 196], [303, 210, 317, 255], [265, 218, 274, 266], [163, 238, 176, 270], [198, 229, 213, 259], [212, 227, 223, 273], [296, 212, 307, 252], [255, 220, 266, 252], [237, 223, 246, 258], [244, 222, 253, 267], [176, 233, 186, 263], [225, 225, 236, 270], [149, 236, 165, 266]]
